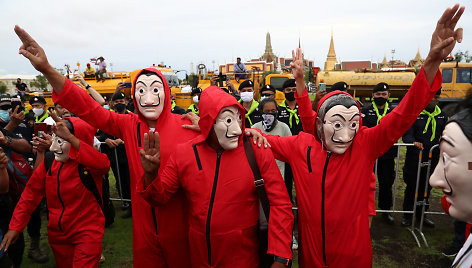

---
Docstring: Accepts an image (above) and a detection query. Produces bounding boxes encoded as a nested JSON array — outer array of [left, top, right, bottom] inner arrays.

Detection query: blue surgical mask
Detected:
[[0, 110, 10, 123]]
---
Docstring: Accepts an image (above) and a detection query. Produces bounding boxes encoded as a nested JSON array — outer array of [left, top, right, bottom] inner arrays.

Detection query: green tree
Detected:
[[30, 74, 49, 90], [0, 82, 7, 94], [454, 50, 472, 63]]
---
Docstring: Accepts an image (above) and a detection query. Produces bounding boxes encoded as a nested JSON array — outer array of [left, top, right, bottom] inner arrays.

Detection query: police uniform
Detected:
[[238, 80, 261, 128], [402, 103, 448, 224], [361, 101, 397, 211], [29, 96, 49, 123]]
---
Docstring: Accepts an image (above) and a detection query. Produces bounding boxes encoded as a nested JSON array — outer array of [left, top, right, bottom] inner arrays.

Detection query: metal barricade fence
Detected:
[[374, 143, 445, 247], [97, 142, 131, 206]]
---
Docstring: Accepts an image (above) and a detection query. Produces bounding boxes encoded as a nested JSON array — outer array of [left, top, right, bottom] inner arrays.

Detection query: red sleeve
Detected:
[[254, 144, 293, 260], [9, 162, 47, 232], [362, 67, 442, 160], [137, 152, 181, 207], [264, 134, 299, 163], [69, 140, 111, 179], [52, 79, 127, 138], [369, 173, 376, 216], [295, 88, 317, 135]]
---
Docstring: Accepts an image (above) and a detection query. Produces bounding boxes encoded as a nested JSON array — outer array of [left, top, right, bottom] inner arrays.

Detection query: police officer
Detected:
[[279, 79, 303, 135], [29, 96, 50, 123], [401, 89, 447, 227], [98, 92, 132, 218], [361, 82, 397, 224], [170, 94, 186, 115], [186, 88, 202, 115], [238, 80, 261, 128]]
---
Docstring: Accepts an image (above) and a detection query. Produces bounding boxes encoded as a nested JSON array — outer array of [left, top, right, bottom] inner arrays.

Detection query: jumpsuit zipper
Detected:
[[321, 152, 332, 266], [206, 152, 222, 266], [56, 163, 65, 232]]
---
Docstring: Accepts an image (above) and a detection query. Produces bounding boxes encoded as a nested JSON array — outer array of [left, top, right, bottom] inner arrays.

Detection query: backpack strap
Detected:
[[243, 136, 270, 220], [78, 164, 104, 212], [43, 152, 55, 176]]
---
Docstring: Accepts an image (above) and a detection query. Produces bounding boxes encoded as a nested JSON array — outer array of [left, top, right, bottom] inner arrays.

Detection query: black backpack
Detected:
[[43, 152, 115, 227]]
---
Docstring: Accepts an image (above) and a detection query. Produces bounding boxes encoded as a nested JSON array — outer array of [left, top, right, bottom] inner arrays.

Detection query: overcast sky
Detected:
[[1, 0, 471, 78]]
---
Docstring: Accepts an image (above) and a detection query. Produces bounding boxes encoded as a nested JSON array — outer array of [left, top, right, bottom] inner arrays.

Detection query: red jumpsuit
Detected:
[[53, 69, 196, 267], [9, 117, 110, 268], [264, 68, 442, 267], [137, 86, 294, 267], [295, 88, 378, 216]]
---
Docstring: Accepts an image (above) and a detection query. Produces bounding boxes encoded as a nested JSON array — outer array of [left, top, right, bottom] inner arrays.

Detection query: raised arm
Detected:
[[291, 48, 317, 135], [74, 73, 106, 105], [364, 4, 464, 160], [14, 26, 124, 138]]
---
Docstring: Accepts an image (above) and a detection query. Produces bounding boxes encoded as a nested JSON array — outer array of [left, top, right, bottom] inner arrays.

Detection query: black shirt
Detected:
[[16, 82, 27, 92], [278, 101, 303, 135]]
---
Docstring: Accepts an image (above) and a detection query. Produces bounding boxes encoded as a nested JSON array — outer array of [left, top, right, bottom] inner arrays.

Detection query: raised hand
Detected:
[[9, 106, 25, 127], [14, 25, 51, 73], [140, 130, 161, 181], [74, 73, 87, 87], [428, 4, 465, 63], [290, 48, 304, 82], [182, 112, 201, 132]]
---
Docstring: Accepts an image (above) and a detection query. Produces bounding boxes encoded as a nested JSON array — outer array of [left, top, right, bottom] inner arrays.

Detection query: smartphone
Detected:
[[34, 122, 48, 137], [11, 101, 22, 113], [217, 74, 227, 87], [123, 82, 132, 88], [319, 83, 326, 91]]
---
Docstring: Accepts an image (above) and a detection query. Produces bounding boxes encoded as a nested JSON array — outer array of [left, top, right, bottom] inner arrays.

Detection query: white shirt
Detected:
[[98, 61, 106, 71], [453, 236, 472, 268]]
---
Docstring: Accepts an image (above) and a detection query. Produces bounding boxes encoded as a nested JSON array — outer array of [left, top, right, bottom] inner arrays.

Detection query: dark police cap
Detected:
[[373, 82, 389, 93], [331, 81, 348, 92], [0, 94, 11, 104], [191, 87, 202, 96], [29, 95, 46, 105], [112, 92, 126, 101], [238, 80, 254, 91], [282, 79, 296, 89], [261, 84, 276, 93]]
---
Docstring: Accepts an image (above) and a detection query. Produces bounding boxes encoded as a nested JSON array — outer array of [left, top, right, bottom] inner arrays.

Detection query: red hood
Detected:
[[195, 86, 246, 143], [132, 68, 172, 125], [316, 90, 363, 131], [63, 116, 96, 146]]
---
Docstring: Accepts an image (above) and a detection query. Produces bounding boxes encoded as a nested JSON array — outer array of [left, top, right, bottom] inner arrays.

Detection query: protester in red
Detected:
[[248, 5, 463, 267], [0, 113, 110, 267], [138, 86, 293, 267], [13, 26, 198, 267]]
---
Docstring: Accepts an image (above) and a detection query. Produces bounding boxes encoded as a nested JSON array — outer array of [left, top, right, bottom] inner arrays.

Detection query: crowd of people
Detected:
[[0, 3, 470, 268]]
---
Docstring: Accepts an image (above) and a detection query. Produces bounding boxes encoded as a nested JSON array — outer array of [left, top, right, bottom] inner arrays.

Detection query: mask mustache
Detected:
[[139, 94, 161, 108], [330, 129, 356, 144], [225, 125, 239, 139]]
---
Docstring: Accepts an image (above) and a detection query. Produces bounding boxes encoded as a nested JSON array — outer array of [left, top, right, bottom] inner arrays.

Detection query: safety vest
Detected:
[[35, 111, 49, 123], [188, 103, 199, 115]]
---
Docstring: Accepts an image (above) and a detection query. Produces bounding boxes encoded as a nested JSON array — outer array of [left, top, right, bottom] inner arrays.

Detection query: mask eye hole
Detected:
[[349, 121, 358, 129], [443, 152, 451, 167], [238, 114, 242, 121], [138, 88, 145, 94], [332, 121, 343, 131], [153, 88, 159, 94], [224, 116, 233, 126]]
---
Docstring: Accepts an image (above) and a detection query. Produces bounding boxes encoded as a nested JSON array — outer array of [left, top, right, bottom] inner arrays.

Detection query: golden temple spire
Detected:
[[324, 30, 338, 71]]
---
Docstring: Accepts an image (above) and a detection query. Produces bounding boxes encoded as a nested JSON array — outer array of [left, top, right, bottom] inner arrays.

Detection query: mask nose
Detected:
[[335, 128, 353, 143], [50, 139, 60, 153], [429, 160, 451, 194], [142, 92, 156, 105], [229, 122, 242, 137]]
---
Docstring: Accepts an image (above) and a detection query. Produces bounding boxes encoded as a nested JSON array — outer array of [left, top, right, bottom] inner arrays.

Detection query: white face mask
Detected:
[[49, 134, 71, 162], [134, 74, 166, 120], [213, 105, 243, 150], [240, 92, 254, 102], [32, 108, 44, 116], [319, 105, 360, 154], [430, 123, 472, 222], [193, 95, 199, 104]]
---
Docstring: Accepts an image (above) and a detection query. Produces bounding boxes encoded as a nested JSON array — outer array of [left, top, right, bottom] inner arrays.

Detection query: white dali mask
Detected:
[[429, 122, 472, 223], [49, 134, 71, 162], [213, 105, 243, 150], [319, 105, 360, 154], [134, 74, 166, 120]]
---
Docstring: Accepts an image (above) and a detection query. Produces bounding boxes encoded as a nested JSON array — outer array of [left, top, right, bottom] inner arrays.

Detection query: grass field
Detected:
[[17, 146, 458, 267]]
